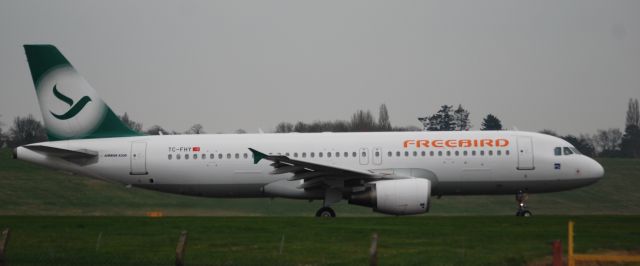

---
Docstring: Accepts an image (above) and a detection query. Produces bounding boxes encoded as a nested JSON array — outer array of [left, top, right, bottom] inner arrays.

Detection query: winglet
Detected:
[[248, 148, 268, 164]]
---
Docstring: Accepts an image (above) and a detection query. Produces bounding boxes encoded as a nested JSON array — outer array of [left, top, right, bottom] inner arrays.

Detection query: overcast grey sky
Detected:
[[1, 0, 639, 135]]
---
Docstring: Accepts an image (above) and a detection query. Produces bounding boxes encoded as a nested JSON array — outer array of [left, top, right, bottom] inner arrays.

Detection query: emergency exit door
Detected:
[[130, 142, 148, 175], [372, 147, 382, 165], [359, 147, 369, 165], [516, 136, 534, 170]]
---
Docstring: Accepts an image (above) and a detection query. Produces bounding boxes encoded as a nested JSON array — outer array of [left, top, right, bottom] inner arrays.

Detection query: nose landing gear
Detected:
[[515, 190, 532, 217], [315, 207, 336, 217]]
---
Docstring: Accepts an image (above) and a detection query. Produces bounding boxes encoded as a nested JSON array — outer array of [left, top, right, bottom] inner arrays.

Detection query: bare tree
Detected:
[[626, 98, 639, 127], [145, 125, 169, 135], [622, 98, 640, 157], [594, 128, 622, 155], [378, 104, 392, 131], [275, 122, 294, 133], [7, 114, 47, 148], [186, 124, 205, 134], [0, 115, 5, 148], [119, 112, 143, 132], [392, 125, 422, 131], [350, 110, 376, 132]]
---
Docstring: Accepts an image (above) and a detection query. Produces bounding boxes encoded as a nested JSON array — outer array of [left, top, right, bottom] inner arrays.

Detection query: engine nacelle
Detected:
[[349, 178, 431, 215]]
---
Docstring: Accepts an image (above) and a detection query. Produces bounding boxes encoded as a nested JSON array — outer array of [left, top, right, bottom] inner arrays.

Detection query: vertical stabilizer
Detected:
[[23, 45, 141, 141]]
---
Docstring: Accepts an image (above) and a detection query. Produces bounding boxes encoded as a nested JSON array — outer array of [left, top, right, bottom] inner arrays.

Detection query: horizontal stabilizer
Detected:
[[25, 145, 98, 159]]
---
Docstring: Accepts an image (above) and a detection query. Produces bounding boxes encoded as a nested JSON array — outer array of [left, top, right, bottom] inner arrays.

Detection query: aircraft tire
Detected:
[[522, 210, 532, 217], [315, 207, 336, 218]]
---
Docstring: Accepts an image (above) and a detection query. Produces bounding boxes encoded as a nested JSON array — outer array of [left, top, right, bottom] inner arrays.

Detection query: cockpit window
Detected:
[[554, 147, 562, 156], [570, 147, 582, 155], [563, 147, 573, 155]]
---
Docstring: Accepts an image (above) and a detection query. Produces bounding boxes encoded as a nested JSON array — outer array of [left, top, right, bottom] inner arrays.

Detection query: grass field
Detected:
[[1, 148, 639, 216], [1, 149, 640, 265], [1, 216, 639, 265]]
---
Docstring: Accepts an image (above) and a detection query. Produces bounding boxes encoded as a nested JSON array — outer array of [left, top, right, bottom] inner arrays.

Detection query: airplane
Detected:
[[13, 44, 604, 217]]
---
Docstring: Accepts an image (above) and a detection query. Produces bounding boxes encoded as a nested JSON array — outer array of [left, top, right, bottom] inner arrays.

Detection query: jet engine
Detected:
[[348, 178, 431, 215]]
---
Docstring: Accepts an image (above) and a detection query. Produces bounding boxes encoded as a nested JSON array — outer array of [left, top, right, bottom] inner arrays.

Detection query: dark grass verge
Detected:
[[0, 216, 639, 265]]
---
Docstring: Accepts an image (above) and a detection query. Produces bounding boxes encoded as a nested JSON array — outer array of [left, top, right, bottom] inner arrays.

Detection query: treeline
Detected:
[[1, 99, 639, 158], [536, 98, 640, 158], [274, 104, 420, 133], [0, 113, 214, 148], [418, 105, 503, 131]]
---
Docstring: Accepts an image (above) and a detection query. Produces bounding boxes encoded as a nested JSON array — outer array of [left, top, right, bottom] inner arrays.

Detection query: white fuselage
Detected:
[[16, 130, 604, 199]]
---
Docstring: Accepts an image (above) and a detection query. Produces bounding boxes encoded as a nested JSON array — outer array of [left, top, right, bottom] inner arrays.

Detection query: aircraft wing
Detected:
[[24, 144, 98, 165], [249, 148, 395, 190]]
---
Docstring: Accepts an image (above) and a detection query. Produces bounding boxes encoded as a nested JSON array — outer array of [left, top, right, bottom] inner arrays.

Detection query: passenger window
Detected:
[[244, 153, 248, 159], [361, 151, 366, 157], [438, 151, 443, 156], [413, 151, 417, 157], [396, 151, 401, 157], [375, 151, 380, 157], [168, 154, 172, 160], [388, 151, 392, 157], [564, 147, 573, 155], [554, 147, 562, 156], [310, 152, 315, 158], [455, 151, 459, 156], [497, 150, 501, 156], [480, 150, 485, 156], [328, 152, 332, 158], [319, 152, 323, 158], [294, 153, 298, 158], [218, 154, 223, 159], [463, 150, 468, 156], [404, 151, 409, 157], [302, 152, 306, 158], [421, 151, 426, 157], [185, 154, 190, 160], [210, 153, 214, 159], [177, 154, 181, 160], [202, 154, 206, 159], [227, 153, 231, 159], [342, 152, 347, 157], [446, 151, 451, 156], [488, 150, 493, 156], [286, 152, 290, 156], [352, 152, 357, 157], [472, 150, 476, 156], [430, 151, 434, 156]]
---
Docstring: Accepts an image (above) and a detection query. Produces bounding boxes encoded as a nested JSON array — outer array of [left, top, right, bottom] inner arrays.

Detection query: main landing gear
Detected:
[[515, 190, 532, 217], [315, 207, 336, 218]]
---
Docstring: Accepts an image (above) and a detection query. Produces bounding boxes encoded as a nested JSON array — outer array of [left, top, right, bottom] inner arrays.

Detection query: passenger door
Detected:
[[516, 136, 534, 170], [130, 142, 148, 175]]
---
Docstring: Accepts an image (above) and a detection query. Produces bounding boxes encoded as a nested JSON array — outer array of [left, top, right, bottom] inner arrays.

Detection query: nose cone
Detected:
[[587, 158, 605, 180]]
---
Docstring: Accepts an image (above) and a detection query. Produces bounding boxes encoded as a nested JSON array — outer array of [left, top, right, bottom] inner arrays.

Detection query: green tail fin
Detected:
[[23, 44, 141, 141]]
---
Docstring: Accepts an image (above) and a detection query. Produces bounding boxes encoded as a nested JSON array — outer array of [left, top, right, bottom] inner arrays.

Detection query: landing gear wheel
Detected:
[[516, 210, 532, 217], [315, 207, 336, 218], [515, 190, 531, 217]]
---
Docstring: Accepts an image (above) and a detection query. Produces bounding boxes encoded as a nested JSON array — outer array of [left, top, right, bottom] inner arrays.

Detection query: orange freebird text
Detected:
[[403, 139, 510, 148]]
